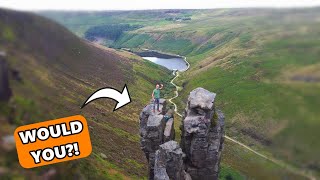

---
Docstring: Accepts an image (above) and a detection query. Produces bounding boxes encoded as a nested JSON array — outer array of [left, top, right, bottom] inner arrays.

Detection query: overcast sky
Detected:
[[1, 0, 320, 11]]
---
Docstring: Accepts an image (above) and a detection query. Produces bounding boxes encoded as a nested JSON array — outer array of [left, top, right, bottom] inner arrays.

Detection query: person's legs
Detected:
[[153, 99, 156, 112], [156, 98, 160, 111]]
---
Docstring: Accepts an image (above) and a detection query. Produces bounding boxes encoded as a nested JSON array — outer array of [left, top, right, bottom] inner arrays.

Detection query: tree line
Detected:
[[85, 24, 142, 41]]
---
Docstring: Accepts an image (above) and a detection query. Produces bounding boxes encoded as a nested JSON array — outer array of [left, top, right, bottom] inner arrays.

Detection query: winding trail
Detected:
[[168, 56, 316, 180]]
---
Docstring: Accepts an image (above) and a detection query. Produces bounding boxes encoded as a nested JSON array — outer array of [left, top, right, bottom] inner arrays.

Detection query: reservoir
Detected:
[[142, 56, 188, 71]]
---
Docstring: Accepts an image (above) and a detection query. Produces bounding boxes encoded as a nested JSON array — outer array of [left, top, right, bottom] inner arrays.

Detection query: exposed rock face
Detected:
[[139, 88, 224, 180], [181, 88, 224, 180], [0, 54, 12, 101], [154, 141, 186, 180], [139, 99, 175, 179], [163, 118, 175, 142], [140, 99, 168, 158]]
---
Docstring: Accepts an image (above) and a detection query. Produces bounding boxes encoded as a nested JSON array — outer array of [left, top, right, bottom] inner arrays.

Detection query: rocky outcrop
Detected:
[[139, 88, 224, 180], [0, 53, 12, 101], [139, 99, 175, 179], [181, 88, 224, 180], [163, 118, 175, 142], [154, 141, 187, 180], [139, 99, 168, 158]]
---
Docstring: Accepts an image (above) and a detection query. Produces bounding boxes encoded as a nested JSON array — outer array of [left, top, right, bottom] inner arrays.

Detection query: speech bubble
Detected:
[[14, 115, 92, 168]]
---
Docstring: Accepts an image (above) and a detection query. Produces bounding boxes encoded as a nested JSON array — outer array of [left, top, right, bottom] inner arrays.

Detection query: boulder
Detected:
[[163, 118, 175, 142], [1, 135, 15, 151], [154, 141, 186, 180], [188, 88, 216, 111], [100, 153, 107, 159]]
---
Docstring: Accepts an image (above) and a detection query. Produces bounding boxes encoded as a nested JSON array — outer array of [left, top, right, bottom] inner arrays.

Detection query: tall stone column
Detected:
[[180, 88, 225, 180], [139, 99, 172, 179]]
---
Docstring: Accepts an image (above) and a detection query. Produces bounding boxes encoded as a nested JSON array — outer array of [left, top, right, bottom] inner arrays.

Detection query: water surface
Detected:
[[142, 56, 188, 71]]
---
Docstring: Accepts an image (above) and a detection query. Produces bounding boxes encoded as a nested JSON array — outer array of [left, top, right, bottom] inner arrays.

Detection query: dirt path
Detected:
[[168, 57, 316, 180], [168, 71, 183, 117]]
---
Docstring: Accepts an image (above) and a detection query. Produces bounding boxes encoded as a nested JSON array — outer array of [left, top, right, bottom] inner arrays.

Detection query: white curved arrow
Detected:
[[81, 84, 131, 111]]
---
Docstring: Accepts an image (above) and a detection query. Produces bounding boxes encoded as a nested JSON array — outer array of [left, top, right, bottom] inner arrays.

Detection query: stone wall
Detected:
[[139, 88, 225, 180]]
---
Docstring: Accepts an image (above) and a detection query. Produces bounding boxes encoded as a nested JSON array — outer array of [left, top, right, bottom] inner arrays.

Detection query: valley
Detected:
[[42, 8, 320, 179], [140, 50, 314, 180], [0, 7, 318, 180]]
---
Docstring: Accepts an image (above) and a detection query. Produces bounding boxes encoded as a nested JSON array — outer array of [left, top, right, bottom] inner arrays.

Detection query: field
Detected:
[[42, 8, 320, 179]]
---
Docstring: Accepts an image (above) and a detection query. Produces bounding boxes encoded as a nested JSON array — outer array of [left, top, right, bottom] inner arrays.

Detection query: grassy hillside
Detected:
[[42, 8, 320, 179], [0, 8, 175, 179]]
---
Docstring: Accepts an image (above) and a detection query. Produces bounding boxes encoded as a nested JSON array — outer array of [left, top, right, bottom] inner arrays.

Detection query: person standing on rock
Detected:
[[152, 83, 164, 113]]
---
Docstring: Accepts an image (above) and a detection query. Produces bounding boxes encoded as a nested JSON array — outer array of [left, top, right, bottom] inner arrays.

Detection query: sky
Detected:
[[1, 0, 320, 11]]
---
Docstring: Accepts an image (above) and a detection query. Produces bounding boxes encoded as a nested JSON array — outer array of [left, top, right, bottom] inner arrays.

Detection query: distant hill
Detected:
[[42, 8, 320, 179], [0, 8, 173, 179]]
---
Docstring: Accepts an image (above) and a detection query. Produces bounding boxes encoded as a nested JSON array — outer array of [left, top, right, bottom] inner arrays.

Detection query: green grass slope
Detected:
[[0, 8, 174, 179], [42, 8, 320, 179]]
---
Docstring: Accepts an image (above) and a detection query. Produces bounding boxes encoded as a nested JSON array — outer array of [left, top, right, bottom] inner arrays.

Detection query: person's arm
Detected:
[[151, 90, 154, 100], [159, 84, 164, 89]]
